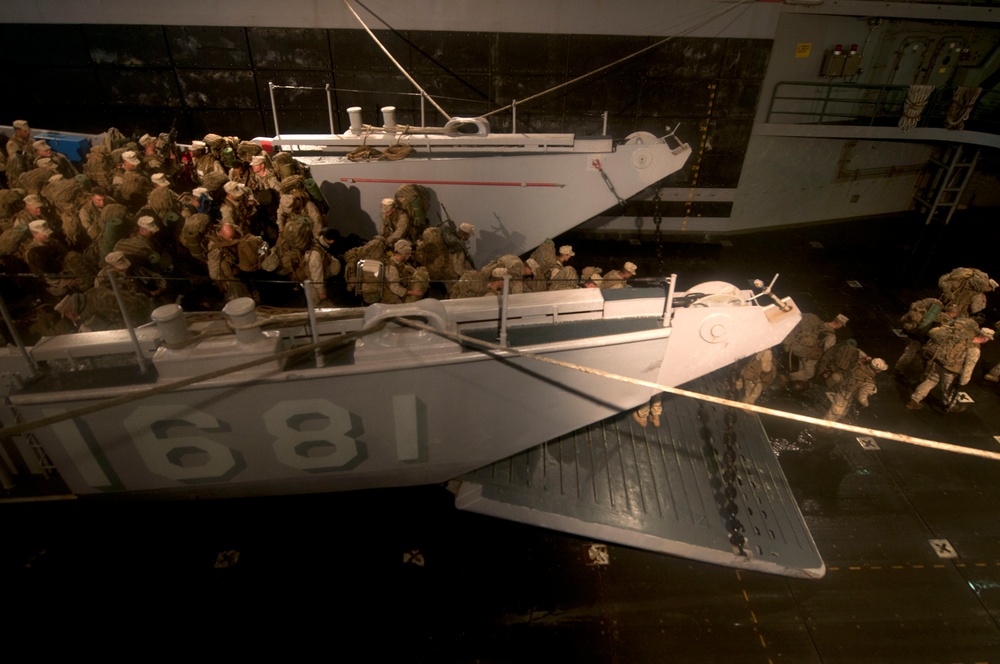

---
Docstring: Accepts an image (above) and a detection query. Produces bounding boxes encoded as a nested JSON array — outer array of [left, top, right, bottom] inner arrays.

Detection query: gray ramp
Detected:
[[454, 375, 825, 579]]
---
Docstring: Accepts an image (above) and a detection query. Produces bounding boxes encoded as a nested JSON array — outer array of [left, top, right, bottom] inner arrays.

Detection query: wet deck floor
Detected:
[[4, 212, 1000, 661]]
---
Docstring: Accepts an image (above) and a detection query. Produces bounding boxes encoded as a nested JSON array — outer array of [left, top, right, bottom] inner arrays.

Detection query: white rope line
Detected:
[[394, 318, 1000, 462], [481, 0, 759, 120], [342, 0, 452, 121], [4, 309, 996, 464]]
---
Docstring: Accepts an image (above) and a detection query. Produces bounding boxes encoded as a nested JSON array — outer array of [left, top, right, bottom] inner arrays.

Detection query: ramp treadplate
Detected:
[[454, 375, 825, 578]]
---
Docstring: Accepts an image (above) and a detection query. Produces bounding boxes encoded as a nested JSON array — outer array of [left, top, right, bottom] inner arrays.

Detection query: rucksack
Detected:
[[900, 297, 942, 333], [395, 184, 431, 230], [237, 235, 266, 272], [783, 312, 823, 353], [923, 323, 974, 372], [199, 171, 229, 193], [415, 227, 450, 280], [42, 177, 86, 213], [180, 213, 211, 262], [529, 239, 557, 273], [273, 153, 304, 180], [284, 216, 314, 251], [17, 167, 55, 195], [344, 236, 387, 300], [0, 225, 30, 257], [276, 217, 314, 275], [0, 189, 25, 223], [102, 127, 129, 151], [939, 267, 992, 295]]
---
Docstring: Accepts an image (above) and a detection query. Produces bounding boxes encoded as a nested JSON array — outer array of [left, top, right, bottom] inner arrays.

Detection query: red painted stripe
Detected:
[[340, 177, 564, 187]]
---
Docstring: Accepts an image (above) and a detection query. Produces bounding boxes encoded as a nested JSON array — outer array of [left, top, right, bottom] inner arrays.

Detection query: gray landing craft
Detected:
[[252, 108, 692, 267], [0, 279, 792, 488], [0, 275, 825, 577]]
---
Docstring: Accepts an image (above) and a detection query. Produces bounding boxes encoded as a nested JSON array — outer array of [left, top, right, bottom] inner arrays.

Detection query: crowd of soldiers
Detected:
[[640, 263, 1000, 431], [765, 265, 998, 422], [5, 120, 999, 429], [0, 119, 644, 342]]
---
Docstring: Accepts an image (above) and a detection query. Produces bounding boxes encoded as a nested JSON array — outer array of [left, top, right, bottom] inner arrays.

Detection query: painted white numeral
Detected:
[[124, 406, 237, 481], [46, 409, 115, 489], [264, 399, 360, 471]]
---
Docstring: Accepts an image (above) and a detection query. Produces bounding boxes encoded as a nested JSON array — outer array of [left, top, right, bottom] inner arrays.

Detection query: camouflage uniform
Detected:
[[824, 358, 886, 422], [481, 255, 525, 294], [192, 143, 225, 185], [24, 221, 73, 298], [895, 300, 957, 373], [206, 225, 251, 302], [78, 192, 119, 243], [382, 241, 427, 304], [113, 159, 153, 212], [601, 262, 637, 290], [938, 267, 995, 317], [523, 258, 547, 293], [113, 219, 169, 273], [547, 244, 578, 291], [379, 197, 414, 246], [816, 341, 864, 388], [5, 121, 36, 184], [220, 182, 259, 233], [303, 236, 342, 305], [783, 313, 845, 383], [736, 349, 777, 404], [633, 394, 662, 428], [276, 192, 322, 236], [908, 320, 990, 410], [34, 141, 78, 179]]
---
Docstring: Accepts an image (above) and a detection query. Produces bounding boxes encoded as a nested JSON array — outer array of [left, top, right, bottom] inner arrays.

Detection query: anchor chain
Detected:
[[653, 186, 663, 274], [697, 382, 748, 559], [592, 158, 628, 209], [722, 406, 747, 556]]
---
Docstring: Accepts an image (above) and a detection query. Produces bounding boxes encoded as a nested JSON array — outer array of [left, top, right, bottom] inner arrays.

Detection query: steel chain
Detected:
[[653, 187, 663, 274], [722, 407, 747, 555]]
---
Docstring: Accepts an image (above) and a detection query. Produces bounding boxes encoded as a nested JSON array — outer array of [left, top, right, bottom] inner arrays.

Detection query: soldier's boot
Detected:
[[905, 400, 924, 410], [632, 411, 648, 427], [648, 402, 663, 428]]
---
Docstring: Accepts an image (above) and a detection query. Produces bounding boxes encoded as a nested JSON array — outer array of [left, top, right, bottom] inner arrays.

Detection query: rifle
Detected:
[[943, 373, 963, 411]]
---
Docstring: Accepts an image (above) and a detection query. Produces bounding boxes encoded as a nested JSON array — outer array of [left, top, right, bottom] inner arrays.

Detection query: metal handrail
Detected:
[[767, 81, 1000, 134]]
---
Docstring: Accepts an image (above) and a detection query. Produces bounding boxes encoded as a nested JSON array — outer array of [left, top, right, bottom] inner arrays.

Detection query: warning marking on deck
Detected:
[[929, 539, 958, 559], [809, 241, 823, 248], [993, 435, 1000, 445], [720, 240, 734, 247], [214, 550, 240, 569], [586, 543, 610, 566], [402, 549, 426, 566], [846, 280, 862, 288], [857, 436, 880, 450], [956, 392, 974, 403]]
